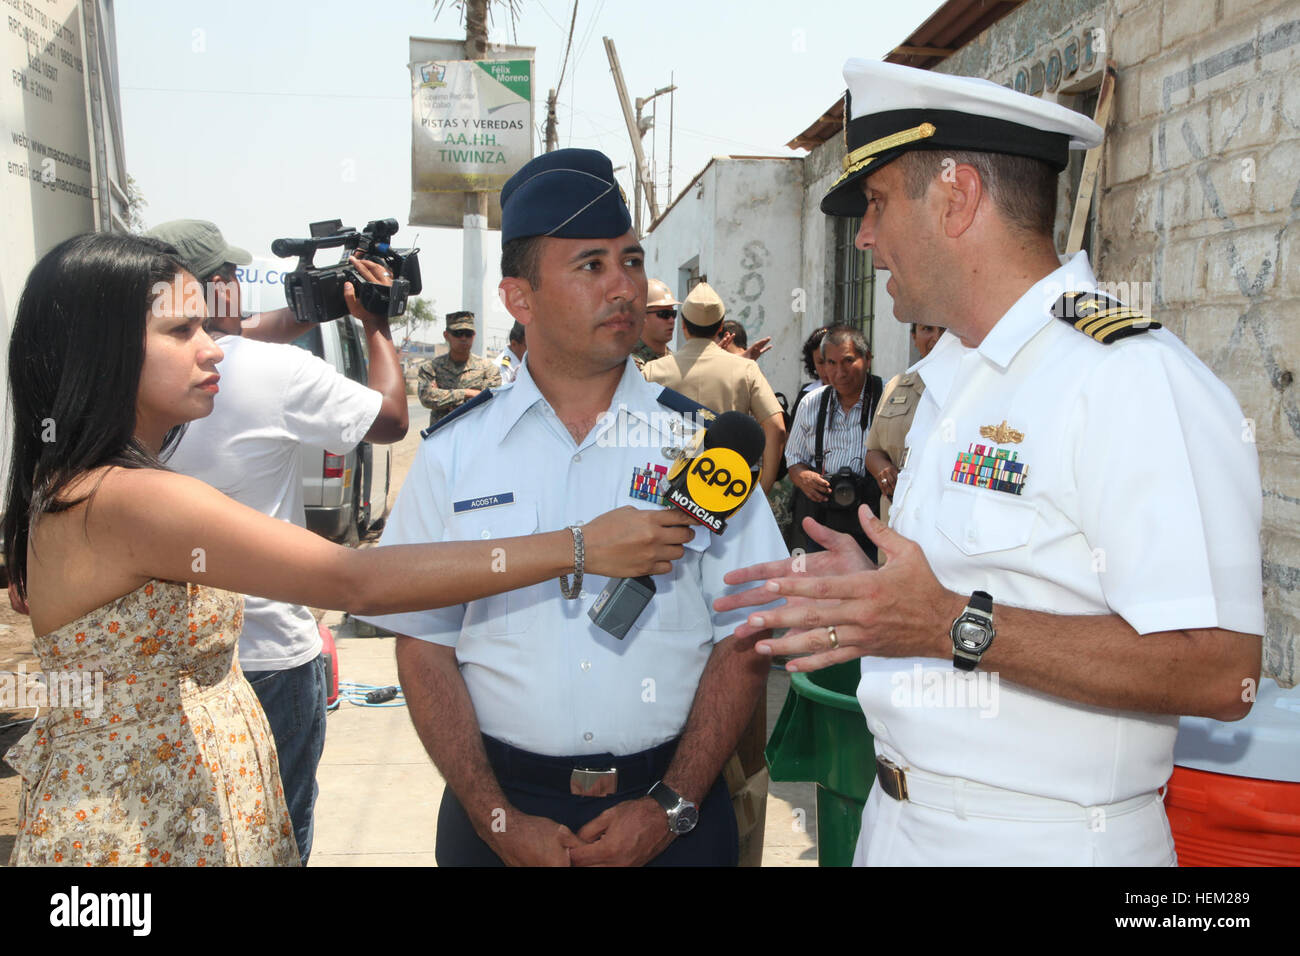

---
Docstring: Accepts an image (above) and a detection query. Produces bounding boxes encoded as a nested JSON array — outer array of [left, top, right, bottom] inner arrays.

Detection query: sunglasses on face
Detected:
[[448, 329, 475, 339], [648, 309, 677, 320]]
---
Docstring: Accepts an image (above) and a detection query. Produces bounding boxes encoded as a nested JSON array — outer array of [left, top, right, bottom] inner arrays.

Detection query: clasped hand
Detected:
[[492, 799, 671, 867]]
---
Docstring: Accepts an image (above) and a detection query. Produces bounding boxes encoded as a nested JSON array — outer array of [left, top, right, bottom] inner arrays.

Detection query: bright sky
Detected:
[[116, 0, 946, 347]]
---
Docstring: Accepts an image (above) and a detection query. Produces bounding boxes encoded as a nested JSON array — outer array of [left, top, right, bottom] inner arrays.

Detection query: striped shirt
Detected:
[[784, 382, 875, 477]]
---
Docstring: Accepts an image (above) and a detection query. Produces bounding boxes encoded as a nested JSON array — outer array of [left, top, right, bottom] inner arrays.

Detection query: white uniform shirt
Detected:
[[359, 357, 788, 757], [859, 252, 1265, 806], [168, 335, 381, 671]]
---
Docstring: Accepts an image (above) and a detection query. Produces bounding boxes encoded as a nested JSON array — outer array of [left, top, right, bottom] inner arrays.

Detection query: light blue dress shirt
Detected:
[[359, 357, 789, 757]]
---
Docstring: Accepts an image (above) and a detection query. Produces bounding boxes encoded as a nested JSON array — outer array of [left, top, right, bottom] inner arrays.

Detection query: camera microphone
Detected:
[[270, 237, 308, 258], [588, 411, 765, 639]]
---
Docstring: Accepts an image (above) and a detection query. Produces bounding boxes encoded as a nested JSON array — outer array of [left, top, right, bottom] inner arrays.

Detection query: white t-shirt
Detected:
[[168, 335, 382, 671]]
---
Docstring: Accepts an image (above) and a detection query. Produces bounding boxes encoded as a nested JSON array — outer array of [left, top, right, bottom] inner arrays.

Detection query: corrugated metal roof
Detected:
[[786, 0, 1027, 151]]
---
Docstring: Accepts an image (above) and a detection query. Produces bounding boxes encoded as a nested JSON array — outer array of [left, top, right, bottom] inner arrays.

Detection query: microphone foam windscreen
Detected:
[[702, 411, 765, 467]]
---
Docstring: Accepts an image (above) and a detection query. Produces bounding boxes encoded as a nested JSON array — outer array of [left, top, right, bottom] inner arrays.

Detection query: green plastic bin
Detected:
[[766, 661, 875, 867]]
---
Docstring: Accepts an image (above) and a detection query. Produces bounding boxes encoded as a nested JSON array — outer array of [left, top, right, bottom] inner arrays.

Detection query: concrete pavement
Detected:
[[310, 612, 820, 867]]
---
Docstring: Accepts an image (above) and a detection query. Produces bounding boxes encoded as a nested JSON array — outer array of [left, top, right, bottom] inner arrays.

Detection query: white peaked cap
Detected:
[[822, 58, 1104, 217]]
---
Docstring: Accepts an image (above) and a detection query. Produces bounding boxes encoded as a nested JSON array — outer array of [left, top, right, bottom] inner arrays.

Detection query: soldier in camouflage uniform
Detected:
[[418, 310, 502, 430], [632, 278, 679, 371]]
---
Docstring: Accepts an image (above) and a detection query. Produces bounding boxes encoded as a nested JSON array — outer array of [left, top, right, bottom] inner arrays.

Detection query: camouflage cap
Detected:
[[446, 310, 475, 331]]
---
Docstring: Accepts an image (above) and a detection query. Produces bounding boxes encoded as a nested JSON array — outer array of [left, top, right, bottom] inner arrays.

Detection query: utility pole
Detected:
[[604, 38, 673, 236], [634, 84, 674, 229], [668, 73, 674, 205], [545, 88, 559, 151], [462, 0, 490, 354]]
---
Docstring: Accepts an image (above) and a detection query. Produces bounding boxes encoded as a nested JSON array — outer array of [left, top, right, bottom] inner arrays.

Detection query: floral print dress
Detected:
[[4, 580, 298, 866]]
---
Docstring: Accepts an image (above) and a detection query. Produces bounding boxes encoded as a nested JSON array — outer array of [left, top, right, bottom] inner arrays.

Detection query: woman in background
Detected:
[[3, 233, 691, 866]]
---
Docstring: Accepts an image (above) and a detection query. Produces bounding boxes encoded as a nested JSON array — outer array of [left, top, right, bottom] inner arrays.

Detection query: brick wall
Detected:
[[1101, 0, 1300, 684]]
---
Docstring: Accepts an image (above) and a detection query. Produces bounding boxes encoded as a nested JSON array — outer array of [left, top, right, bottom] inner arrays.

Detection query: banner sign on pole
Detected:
[[409, 40, 534, 230]]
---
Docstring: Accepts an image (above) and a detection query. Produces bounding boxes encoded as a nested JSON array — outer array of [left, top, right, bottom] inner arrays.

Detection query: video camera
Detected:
[[272, 218, 422, 323]]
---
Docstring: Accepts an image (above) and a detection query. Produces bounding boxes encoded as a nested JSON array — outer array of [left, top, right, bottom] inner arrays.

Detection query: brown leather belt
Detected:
[[874, 754, 909, 802]]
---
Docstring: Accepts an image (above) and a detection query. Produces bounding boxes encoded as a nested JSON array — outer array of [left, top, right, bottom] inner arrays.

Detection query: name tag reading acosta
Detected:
[[452, 492, 516, 514]]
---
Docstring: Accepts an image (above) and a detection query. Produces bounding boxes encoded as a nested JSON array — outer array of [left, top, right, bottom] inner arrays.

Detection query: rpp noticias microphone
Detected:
[[588, 411, 766, 639]]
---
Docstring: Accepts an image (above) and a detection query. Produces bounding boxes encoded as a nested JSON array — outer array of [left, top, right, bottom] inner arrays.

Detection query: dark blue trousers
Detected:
[[435, 738, 738, 867], [244, 654, 329, 866]]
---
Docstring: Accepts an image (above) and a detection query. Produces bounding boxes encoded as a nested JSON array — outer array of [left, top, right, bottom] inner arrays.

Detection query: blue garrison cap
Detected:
[[500, 148, 632, 245]]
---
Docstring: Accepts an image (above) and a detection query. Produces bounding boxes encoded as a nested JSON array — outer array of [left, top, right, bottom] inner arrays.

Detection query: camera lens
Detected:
[[832, 474, 857, 509]]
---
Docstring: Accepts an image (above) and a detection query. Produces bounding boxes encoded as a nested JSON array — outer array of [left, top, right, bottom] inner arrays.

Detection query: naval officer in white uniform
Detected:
[[716, 59, 1265, 866]]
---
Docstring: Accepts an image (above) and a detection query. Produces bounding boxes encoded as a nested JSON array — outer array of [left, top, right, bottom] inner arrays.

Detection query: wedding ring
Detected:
[[827, 625, 839, 649]]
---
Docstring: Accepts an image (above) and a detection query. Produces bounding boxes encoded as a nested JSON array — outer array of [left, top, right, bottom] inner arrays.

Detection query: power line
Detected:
[[571, 0, 605, 78], [122, 85, 407, 101], [554, 1, 579, 96]]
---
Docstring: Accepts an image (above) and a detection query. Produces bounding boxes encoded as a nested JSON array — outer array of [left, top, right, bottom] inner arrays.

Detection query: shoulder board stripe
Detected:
[[656, 387, 717, 422], [1053, 292, 1161, 344], [1079, 308, 1148, 336], [1090, 315, 1162, 343], [421, 388, 494, 440]]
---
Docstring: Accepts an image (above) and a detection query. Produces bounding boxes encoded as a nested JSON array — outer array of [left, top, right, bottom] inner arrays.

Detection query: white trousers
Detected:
[[852, 760, 1178, 866]]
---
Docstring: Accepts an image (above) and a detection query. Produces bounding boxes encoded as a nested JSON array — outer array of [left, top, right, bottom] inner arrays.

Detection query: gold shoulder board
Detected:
[[1052, 291, 1162, 345]]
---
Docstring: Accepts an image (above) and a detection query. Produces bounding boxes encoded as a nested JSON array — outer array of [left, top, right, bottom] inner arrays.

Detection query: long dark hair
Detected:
[[3, 232, 189, 600]]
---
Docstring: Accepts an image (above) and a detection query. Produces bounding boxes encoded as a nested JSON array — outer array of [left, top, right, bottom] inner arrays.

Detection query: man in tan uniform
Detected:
[[863, 323, 943, 520], [417, 310, 502, 431], [643, 282, 786, 492], [632, 279, 679, 370]]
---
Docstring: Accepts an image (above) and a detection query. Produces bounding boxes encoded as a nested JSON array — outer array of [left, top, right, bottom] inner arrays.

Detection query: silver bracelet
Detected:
[[559, 524, 584, 599]]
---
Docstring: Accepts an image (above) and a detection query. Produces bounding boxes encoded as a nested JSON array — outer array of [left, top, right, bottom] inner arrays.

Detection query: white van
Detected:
[[289, 316, 392, 545]]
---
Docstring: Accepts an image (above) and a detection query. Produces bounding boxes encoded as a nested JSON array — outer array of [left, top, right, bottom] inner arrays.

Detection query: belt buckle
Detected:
[[570, 767, 618, 797], [875, 755, 909, 802]]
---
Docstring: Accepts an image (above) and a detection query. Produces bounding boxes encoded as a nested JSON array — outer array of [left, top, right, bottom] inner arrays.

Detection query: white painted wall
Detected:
[[645, 153, 915, 408], [802, 139, 914, 386], [644, 158, 805, 400]]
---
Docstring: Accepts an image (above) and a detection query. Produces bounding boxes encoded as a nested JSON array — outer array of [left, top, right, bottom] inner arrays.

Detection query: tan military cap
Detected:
[[681, 281, 726, 327], [647, 279, 680, 309], [445, 310, 475, 331]]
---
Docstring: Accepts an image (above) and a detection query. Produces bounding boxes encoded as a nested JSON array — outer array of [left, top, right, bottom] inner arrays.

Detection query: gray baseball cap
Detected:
[[146, 219, 252, 281]]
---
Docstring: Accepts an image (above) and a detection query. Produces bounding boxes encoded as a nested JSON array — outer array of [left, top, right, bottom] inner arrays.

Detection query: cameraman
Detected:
[[784, 324, 882, 562], [146, 219, 409, 865]]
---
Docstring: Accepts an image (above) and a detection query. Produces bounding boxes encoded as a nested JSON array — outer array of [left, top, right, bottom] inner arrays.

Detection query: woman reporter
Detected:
[[2, 233, 691, 867]]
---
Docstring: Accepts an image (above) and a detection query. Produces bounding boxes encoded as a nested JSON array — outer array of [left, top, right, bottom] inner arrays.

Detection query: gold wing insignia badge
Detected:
[[979, 420, 1024, 444]]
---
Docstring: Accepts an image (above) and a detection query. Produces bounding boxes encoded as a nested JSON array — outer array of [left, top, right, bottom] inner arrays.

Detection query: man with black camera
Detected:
[[147, 218, 409, 865], [784, 324, 882, 561]]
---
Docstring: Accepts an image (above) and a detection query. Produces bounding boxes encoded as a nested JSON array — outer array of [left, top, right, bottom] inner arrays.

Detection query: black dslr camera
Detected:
[[826, 468, 868, 512], [826, 465, 877, 511], [273, 218, 422, 323]]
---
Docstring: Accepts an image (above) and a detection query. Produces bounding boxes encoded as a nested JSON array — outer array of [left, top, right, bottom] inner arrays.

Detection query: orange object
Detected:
[[1164, 765, 1300, 866], [318, 623, 340, 708]]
